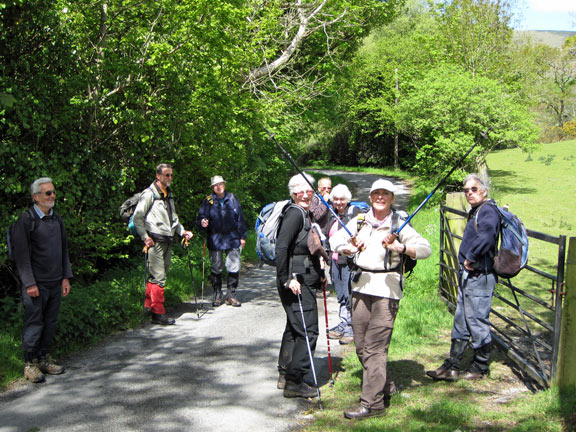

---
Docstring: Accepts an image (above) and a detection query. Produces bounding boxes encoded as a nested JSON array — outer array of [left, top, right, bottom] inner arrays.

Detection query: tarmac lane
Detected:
[[0, 264, 341, 432]]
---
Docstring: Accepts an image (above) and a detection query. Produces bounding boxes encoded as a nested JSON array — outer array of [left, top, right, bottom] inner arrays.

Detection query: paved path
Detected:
[[0, 173, 409, 432]]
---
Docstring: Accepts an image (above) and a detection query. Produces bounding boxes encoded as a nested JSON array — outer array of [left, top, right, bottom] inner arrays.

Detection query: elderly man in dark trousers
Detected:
[[133, 163, 193, 325], [12, 177, 73, 383], [427, 173, 500, 381], [196, 175, 247, 307]]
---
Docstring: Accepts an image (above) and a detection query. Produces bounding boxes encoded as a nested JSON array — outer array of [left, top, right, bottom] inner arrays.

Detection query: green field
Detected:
[[486, 140, 576, 238]]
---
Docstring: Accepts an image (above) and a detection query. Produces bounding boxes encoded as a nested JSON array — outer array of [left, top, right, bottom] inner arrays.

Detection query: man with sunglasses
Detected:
[[133, 164, 193, 325], [427, 173, 500, 382], [12, 177, 73, 383]]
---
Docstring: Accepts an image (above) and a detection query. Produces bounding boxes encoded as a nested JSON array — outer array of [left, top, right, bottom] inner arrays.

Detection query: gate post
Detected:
[[443, 193, 468, 301], [556, 237, 576, 392]]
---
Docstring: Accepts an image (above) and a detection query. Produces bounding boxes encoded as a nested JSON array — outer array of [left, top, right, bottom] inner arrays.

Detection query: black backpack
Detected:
[[390, 209, 417, 277], [6, 208, 37, 262], [119, 187, 159, 236]]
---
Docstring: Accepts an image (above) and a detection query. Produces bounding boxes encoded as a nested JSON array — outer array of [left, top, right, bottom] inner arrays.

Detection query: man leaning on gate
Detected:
[[427, 173, 500, 381]]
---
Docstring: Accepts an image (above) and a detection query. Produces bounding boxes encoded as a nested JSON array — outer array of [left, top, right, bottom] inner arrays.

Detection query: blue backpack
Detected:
[[476, 203, 529, 279], [255, 200, 308, 266]]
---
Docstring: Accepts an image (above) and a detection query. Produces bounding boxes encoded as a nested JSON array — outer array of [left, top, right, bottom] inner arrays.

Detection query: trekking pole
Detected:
[[201, 240, 207, 308], [297, 292, 323, 409], [182, 238, 201, 319], [390, 138, 482, 239], [321, 279, 334, 386], [142, 246, 150, 325], [265, 128, 354, 239]]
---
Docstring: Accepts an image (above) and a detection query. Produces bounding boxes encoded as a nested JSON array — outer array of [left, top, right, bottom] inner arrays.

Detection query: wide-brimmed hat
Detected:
[[210, 176, 226, 187], [369, 179, 395, 195]]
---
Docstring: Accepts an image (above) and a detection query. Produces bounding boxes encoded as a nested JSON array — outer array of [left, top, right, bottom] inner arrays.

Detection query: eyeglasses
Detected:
[[163, 173, 173, 177], [320, 186, 332, 191], [295, 190, 314, 197], [36, 190, 56, 196], [464, 187, 479, 194]]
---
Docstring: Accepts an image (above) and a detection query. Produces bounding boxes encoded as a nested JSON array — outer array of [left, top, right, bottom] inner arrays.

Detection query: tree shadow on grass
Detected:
[[489, 170, 537, 195]]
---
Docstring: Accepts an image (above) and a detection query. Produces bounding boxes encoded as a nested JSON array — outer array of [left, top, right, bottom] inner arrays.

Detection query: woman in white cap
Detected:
[[196, 175, 247, 307], [330, 179, 431, 420]]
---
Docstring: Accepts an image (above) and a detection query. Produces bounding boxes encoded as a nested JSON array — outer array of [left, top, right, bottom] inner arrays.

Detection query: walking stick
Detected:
[[391, 137, 484, 238], [142, 246, 150, 325], [321, 279, 334, 386], [182, 238, 201, 319], [201, 241, 207, 307], [297, 292, 323, 409]]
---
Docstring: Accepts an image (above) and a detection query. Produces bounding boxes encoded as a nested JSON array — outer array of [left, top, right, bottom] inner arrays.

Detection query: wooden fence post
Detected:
[[443, 193, 468, 301], [556, 237, 576, 392]]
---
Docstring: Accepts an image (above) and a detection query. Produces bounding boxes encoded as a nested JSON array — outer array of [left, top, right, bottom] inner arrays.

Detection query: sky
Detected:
[[514, 0, 576, 31]]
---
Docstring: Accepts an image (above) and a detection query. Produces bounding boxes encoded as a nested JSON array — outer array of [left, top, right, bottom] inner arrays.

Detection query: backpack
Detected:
[[476, 203, 529, 279], [255, 200, 308, 266], [6, 208, 37, 262], [348, 201, 370, 216], [391, 209, 417, 276], [119, 187, 159, 236]]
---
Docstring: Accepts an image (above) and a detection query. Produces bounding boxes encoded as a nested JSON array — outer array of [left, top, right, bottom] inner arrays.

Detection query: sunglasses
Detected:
[[464, 187, 479, 194], [37, 190, 56, 197]]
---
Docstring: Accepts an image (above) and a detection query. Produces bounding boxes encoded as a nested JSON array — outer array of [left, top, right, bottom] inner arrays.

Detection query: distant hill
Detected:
[[514, 30, 576, 48]]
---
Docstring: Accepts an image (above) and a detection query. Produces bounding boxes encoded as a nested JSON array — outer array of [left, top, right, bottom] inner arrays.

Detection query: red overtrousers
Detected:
[[145, 282, 166, 314]]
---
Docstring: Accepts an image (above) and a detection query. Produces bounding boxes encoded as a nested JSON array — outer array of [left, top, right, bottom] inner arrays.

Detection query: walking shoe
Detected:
[[328, 329, 343, 339], [38, 355, 65, 375], [225, 294, 242, 307], [24, 361, 45, 383], [339, 336, 354, 345], [151, 313, 176, 325], [277, 372, 287, 390], [212, 291, 223, 307], [344, 404, 386, 420], [283, 381, 317, 399]]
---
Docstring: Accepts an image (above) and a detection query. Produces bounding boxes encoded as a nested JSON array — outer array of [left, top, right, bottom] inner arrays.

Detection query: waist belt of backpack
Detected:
[[353, 264, 400, 274]]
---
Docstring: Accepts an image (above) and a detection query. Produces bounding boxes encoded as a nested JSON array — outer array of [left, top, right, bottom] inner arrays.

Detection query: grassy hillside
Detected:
[[486, 140, 576, 238], [515, 30, 576, 48]]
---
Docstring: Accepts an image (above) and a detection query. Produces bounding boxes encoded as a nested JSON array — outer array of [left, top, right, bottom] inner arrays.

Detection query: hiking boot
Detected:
[[344, 404, 386, 420], [38, 355, 65, 375], [225, 293, 242, 307], [24, 360, 45, 383], [283, 381, 317, 399], [459, 370, 485, 380], [212, 291, 223, 307], [151, 313, 176, 325], [426, 364, 459, 381], [277, 372, 287, 390]]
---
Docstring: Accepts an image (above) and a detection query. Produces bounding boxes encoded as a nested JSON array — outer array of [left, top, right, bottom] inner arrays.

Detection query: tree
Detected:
[[434, 0, 514, 78], [397, 64, 539, 179]]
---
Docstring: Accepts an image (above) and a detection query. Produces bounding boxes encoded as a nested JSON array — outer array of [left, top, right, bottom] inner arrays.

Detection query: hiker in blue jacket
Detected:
[[196, 176, 247, 307], [427, 173, 500, 381]]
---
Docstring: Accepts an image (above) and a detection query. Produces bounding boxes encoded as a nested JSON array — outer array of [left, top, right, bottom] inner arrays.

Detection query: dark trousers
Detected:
[[277, 274, 319, 386], [22, 280, 62, 360]]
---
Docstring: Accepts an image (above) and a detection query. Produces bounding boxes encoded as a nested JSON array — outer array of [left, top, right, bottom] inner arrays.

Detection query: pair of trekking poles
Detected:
[[141, 238, 209, 322]]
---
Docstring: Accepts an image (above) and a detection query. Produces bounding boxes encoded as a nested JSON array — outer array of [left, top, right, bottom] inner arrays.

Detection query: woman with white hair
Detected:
[[275, 173, 324, 399], [327, 184, 362, 345], [330, 179, 431, 419]]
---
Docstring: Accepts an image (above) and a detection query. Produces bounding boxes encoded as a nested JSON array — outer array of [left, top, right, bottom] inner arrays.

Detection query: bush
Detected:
[[563, 120, 576, 138]]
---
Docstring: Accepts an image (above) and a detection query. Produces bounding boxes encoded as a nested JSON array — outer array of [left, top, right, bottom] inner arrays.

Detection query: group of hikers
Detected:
[[11, 164, 500, 421]]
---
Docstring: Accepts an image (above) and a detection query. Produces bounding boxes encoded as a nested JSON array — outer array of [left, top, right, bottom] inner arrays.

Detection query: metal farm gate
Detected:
[[439, 204, 567, 388]]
